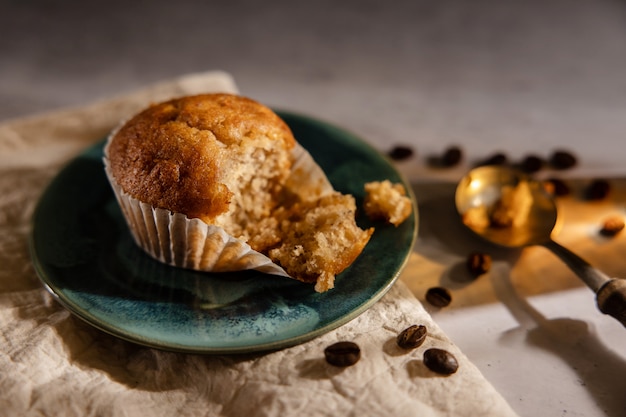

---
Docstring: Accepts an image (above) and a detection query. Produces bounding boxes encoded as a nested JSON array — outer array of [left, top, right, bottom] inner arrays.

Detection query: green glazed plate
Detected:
[[30, 111, 418, 354]]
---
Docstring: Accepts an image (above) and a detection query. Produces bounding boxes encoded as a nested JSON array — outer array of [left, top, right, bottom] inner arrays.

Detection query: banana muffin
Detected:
[[104, 93, 373, 292]]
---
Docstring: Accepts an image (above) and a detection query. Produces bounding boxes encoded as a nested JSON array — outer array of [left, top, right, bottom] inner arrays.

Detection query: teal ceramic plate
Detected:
[[30, 111, 417, 354]]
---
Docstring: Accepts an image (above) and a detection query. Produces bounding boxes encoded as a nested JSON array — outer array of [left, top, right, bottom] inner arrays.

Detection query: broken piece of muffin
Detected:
[[364, 180, 412, 227]]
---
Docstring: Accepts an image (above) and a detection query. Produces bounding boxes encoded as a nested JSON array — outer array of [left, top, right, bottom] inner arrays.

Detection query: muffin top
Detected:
[[106, 93, 296, 222]]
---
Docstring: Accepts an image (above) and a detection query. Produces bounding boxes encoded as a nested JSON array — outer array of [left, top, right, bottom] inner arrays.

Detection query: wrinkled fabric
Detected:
[[0, 71, 517, 417]]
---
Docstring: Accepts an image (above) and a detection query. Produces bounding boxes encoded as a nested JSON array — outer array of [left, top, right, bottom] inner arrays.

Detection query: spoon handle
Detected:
[[543, 240, 626, 327], [543, 240, 611, 291]]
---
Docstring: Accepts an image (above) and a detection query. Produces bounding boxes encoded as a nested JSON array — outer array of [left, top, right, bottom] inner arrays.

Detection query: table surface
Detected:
[[2, 1, 626, 416]]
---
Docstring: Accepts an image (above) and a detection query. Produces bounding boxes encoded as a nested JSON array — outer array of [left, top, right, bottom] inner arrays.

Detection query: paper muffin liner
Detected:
[[103, 132, 334, 278]]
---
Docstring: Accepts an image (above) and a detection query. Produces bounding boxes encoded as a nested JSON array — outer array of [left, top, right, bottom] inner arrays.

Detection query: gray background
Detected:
[[2, 0, 625, 167]]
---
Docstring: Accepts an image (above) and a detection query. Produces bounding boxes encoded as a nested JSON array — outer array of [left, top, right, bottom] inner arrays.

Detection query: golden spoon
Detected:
[[455, 165, 626, 326]]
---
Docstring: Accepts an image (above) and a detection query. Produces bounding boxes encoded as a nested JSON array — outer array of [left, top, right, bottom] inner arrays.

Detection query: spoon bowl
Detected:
[[455, 165, 626, 326], [455, 166, 557, 247]]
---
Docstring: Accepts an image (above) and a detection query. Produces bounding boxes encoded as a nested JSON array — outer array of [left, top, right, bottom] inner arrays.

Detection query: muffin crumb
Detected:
[[364, 180, 412, 226], [600, 216, 625, 237]]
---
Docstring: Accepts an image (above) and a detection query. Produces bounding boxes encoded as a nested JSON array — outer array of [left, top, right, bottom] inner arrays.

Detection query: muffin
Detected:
[[104, 93, 373, 292]]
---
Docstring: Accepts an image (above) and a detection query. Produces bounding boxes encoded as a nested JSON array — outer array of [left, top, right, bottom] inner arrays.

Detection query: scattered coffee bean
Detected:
[[324, 341, 361, 367], [585, 179, 611, 201], [423, 348, 459, 375], [519, 154, 544, 174], [544, 178, 570, 197], [466, 252, 492, 277], [441, 146, 463, 167], [388, 145, 414, 161], [600, 216, 625, 237], [549, 150, 578, 170], [396, 325, 428, 349], [478, 152, 508, 167], [425, 287, 452, 307]]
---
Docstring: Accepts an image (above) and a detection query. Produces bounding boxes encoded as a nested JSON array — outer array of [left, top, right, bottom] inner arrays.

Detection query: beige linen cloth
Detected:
[[0, 71, 517, 417]]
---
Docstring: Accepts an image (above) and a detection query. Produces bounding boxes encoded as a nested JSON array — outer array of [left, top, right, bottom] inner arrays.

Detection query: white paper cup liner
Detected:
[[103, 128, 334, 277]]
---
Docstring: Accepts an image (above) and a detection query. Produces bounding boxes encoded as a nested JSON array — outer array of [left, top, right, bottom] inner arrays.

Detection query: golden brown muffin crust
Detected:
[[107, 94, 296, 221]]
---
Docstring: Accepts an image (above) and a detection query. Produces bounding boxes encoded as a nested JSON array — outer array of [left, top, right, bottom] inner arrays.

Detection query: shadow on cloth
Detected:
[[52, 314, 266, 391]]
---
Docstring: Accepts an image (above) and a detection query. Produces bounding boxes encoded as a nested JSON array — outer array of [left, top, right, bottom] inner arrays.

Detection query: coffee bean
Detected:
[[388, 145, 414, 161], [549, 150, 578, 170], [478, 152, 508, 167], [600, 216, 625, 237], [324, 341, 361, 367], [396, 325, 428, 349], [441, 146, 463, 167], [423, 348, 459, 375], [466, 252, 491, 277], [585, 179, 611, 201], [519, 155, 544, 174], [425, 287, 452, 307], [544, 178, 570, 197]]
